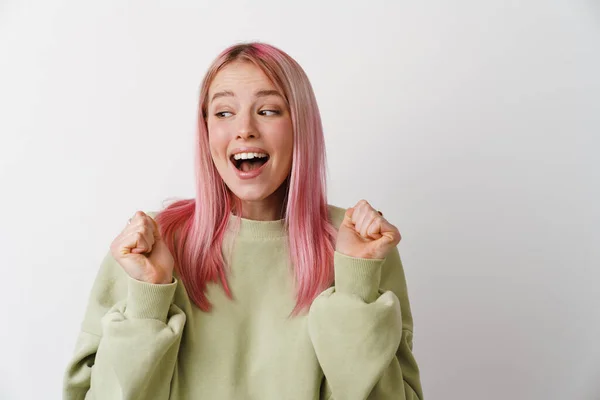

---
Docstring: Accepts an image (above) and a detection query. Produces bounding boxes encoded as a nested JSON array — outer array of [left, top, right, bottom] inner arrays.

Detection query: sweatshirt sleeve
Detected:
[[308, 247, 423, 400], [62, 250, 186, 400]]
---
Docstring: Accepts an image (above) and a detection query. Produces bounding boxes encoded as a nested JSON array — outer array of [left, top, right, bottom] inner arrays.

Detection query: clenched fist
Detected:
[[109, 211, 174, 284], [335, 200, 401, 260]]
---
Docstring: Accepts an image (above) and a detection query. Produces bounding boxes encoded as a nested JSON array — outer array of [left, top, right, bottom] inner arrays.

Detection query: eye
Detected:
[[259, 109, 280, 116], [215, 111, 233, 118]]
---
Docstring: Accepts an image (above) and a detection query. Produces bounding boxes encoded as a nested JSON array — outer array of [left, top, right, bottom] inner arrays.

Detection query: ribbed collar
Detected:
[[226, 213, 287, 239]]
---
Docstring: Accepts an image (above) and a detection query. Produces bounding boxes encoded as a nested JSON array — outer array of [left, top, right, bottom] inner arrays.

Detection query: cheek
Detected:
[[207, 126, 226, 161], [271, 126, 294, 176], [269, 117, 293, 144], [281, 124, 294, 162]]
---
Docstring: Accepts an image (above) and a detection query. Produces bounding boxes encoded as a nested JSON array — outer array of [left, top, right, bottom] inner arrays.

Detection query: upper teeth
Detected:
[[233, 152, 268, 160]]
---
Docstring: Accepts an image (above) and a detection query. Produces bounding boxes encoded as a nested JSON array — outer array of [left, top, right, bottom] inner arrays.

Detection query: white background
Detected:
[[1, 1, 598, 399]]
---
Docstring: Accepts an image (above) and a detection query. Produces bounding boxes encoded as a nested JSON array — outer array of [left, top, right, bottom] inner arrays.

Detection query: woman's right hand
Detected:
[[110, 211, 175, 284]]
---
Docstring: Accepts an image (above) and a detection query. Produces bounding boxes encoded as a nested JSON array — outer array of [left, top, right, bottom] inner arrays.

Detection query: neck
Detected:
[[234, 181, 288, 221]]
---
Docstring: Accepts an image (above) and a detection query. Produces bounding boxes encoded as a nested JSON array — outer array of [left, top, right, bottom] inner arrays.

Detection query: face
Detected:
[[206, 61, 294, 209]]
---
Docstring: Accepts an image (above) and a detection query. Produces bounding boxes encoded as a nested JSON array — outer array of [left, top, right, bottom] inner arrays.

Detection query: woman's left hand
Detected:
[[335, 200, 402, 260]]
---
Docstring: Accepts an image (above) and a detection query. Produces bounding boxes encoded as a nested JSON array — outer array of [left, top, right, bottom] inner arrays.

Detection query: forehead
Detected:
[[209, 61, 276, 96]]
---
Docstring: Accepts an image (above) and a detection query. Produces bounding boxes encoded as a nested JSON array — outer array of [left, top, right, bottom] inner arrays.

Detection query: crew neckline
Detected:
[[226, 213, 287, 239]]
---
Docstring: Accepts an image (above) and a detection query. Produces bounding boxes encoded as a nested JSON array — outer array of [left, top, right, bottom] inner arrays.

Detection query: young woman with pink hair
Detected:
[[63, 42, 423, 400]]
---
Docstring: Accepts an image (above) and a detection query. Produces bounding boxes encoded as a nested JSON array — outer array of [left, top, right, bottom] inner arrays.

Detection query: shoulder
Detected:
[[327, 204, 348, 230], [152, 206, 342, 234]]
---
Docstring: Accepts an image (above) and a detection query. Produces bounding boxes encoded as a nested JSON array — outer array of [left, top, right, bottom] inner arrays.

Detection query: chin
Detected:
[[228, 186, 274, 202]]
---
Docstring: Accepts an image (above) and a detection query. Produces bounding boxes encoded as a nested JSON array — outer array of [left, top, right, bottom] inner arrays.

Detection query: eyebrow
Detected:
[[210, 89, 283, 103]]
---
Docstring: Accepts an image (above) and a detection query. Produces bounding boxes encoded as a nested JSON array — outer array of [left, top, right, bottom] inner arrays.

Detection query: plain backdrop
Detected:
[[1, 1, 598, 399]]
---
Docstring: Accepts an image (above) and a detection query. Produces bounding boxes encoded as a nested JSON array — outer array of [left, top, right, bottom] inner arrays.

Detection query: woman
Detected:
[[63, 42, 423, 400]]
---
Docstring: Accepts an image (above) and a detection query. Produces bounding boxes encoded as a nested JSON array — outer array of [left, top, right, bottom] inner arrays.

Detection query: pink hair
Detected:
[[156, 42, 336, 315]]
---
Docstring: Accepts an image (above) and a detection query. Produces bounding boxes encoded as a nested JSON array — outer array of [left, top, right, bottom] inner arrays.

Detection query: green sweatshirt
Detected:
[[63, 204, 423, 400]]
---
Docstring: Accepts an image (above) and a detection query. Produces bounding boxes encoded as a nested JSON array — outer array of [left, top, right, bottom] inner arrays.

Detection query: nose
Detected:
[[236, 110, 259, 140]]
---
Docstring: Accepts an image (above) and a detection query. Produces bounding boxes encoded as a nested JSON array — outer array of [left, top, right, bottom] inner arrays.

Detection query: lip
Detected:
[[230, 154, 270, 180]]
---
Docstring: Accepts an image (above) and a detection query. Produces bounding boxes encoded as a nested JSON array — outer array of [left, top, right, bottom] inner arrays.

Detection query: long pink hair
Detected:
[[156, 42, 336, 315]]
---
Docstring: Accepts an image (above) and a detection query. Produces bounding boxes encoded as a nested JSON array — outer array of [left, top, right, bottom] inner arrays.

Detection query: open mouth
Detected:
[[230, 153, 270, 173]]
